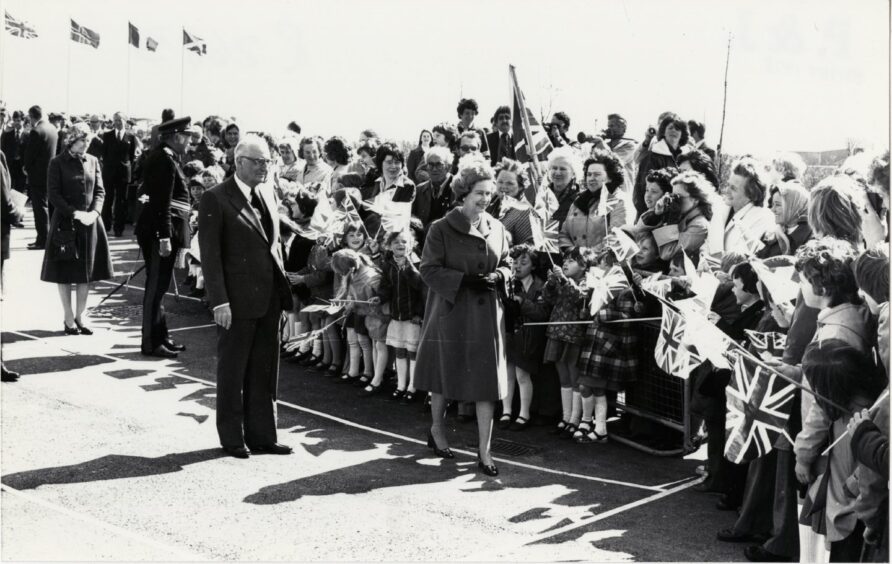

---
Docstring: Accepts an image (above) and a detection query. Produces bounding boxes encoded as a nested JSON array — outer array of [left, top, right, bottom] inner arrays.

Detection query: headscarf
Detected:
[[770, 180, 810, 254]]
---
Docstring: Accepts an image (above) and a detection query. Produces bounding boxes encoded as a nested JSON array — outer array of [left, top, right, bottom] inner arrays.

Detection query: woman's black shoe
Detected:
[[358, 383, 382, 397], [509, 416, 530, 432], [497, 414, 513, 430], [63, 323, 79, 335], [426, 431, 455, 459], [477, 453, 499, 476], [74, 320, 93, 335]]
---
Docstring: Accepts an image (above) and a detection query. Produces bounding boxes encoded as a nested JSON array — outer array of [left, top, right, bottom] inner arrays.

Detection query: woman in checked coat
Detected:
[[415, 156, 511, 476]]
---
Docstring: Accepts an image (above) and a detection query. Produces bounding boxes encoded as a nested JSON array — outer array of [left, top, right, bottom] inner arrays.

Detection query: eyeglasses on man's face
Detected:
[[240, 155, 275, 167]]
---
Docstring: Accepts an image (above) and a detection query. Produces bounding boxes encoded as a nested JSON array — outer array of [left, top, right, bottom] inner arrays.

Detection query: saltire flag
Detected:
[[724, 352, 796, 464], [607, 227, 639, 263], [183, 29, 206, 55], [70, 19, 100, 48], [654, 306, 702, 379], [5, 11, 37, 38], [744, 330, 787, 358], [146, 37, 158, 52], [587, 265, 631, 316], [128, 22, 139, 48], [509, 65, 553, 205]]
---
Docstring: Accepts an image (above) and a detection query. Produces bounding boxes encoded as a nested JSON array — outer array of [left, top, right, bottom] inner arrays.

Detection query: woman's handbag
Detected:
[[50, 218, 79, 261]]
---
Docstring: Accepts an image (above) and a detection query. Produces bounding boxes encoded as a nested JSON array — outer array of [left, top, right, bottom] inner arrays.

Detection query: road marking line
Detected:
[[7, 329, 664, 493], [653, 475, 699, 490], [96, 280, 205, 303], [0, 484, 201, 559], [168, 323, 217, 333]]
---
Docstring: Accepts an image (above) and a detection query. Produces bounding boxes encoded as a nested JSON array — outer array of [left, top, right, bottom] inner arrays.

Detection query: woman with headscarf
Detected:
[[40, 122, 114, 335], [757, 181, 812, 259]]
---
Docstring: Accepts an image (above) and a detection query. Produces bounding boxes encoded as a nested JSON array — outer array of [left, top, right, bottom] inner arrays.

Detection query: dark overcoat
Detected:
[[40, 151, 113, 283], [414, 208, 511, 402]]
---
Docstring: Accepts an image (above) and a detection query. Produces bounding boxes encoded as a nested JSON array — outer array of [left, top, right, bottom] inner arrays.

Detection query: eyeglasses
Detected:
[[459, 145, 477, 152], [240, 156, 275, 167], [428, 161, 446, 169]]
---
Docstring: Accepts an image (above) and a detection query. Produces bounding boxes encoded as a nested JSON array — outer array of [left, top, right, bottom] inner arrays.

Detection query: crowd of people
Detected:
[[0, 97, 889, 562]]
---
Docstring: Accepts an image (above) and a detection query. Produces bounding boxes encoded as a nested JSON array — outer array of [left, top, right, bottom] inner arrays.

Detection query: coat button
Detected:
[[478, 243, 484, 250], [478, 298, 485, 305], [582, 234, 587, 239]]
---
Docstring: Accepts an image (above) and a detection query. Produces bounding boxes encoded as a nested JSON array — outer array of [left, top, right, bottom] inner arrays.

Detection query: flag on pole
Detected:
[[70, 19, 100, 48], [509, 65, 554, 205], [146, 37, 158, 51], [5, 11, 38, 38], [128, 22, 139, 48], [587, 265, 631, 316], [654, 306, 702, 379], [724, 352, 796, 464], [607, 227, 640, 263], [183, 29, 207, 55], [743, 330, 787, 358]]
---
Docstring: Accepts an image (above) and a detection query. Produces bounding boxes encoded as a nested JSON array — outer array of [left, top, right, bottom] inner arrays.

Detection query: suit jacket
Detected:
[[486, 130, 515, 166], [23, 120, 58, 188], [87, 135, 104, 162], [1, 128, 27, 162], [101, 129, 137, 184], [198, 176, 293, 319], [135, 145, 191, 247]]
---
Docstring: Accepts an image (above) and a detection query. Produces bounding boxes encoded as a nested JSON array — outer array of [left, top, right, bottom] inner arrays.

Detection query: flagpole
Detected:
[[716, 33, 732, 177], [66, 18, 72, 113], [179, 28, 185, 114], [126, 28, 132, 115], [510, 65, 542, 194]]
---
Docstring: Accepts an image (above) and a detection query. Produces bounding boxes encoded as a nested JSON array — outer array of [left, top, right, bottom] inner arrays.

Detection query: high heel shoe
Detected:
[[74, 319, 93, 335], [477, 452, 499, 477], [63, 323, 79, 335], [426, 431, 455, 459]]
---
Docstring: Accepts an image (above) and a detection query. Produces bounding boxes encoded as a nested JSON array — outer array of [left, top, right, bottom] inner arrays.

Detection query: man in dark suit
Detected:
[[22, 105, 58, 249], [688, 120, 717, 162], [86, 114, 104, 162], [199, 134, 294, 459], [134, 117, 193, 359], [1, 110, 28, 192], [101, 112, 137, 236], [486, 105, 514, 167]]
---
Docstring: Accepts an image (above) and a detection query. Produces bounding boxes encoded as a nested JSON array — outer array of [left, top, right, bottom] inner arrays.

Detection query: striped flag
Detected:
[[5, 11, 37, 38], [183, 29, 206, 55], [70, 19, 100, 48], [146, 37, 158, 52], [509, 65, 553, 205], [128, 22, 139, 48], [724, 352, 796, 463]]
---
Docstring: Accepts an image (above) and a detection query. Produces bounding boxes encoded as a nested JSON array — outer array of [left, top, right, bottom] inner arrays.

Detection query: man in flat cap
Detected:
[[101, 112, 137, 237], [135, 117, 192, 358]]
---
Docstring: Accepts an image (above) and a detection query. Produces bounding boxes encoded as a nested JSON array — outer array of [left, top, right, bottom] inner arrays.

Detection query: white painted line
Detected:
[[168, 323, 217, 333], [7, 329, 664, 493], [0, 484, 202, 560], [96, 280, 205, 303], [653, 475, 699, 490]]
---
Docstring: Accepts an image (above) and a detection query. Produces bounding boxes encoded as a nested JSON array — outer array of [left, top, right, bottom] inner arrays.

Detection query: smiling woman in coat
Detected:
[[414, 155, 512, 477]]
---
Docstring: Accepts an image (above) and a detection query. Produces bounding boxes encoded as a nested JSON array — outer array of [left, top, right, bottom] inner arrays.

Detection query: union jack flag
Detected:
[[588, 265, 631, 316], [607, 227, 639, 263], [744, 330, 787, 358], [70, 19, 100, 48], [654, 306, 703, 379], [509, 65, 553, 205], [532, 218, 560, 254], [5, 11, 37, 38], [724, 352, 796, 464]]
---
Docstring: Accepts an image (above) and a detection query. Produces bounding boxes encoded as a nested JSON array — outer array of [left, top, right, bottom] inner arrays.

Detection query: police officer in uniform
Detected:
[[135, 117, 192, 358]]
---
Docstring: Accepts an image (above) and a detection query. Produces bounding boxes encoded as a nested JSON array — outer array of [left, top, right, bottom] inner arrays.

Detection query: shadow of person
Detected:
[[2, 448, 223, 490], [5, 354, 114, 375]]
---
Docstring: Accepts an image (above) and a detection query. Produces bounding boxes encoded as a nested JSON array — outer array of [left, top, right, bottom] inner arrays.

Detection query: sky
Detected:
[[1, 0, 888, 155]]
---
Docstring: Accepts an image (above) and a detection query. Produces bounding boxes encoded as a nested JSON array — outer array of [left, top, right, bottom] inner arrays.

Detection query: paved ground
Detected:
[[1, 206, 747, 561]]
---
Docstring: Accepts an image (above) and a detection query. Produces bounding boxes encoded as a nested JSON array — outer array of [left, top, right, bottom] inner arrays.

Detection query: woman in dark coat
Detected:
[[40, 122, 114, 335], [756, 181, 812, 259], [406, 129, 432, 184], [415, 156, 512, 476], [633, 114, 690, 217]]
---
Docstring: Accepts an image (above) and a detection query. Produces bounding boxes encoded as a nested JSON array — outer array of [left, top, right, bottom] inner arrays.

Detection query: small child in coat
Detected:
[[542, 246, 597, 439]]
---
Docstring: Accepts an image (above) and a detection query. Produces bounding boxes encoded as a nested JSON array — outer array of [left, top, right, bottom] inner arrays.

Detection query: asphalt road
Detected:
[[1, 207, 747, 561]]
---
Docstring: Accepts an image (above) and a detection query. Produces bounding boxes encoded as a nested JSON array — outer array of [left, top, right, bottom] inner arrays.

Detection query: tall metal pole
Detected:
[[126, 29, 132, 115], [716, 33, 732, 178], [66, 19, 72, 113], [179, 28, 185, 114]]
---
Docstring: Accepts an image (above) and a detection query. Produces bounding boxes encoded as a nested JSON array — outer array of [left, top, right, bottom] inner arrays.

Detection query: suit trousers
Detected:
[[102, 178, 129, 234], [762, 449, 800, 559], [30, 181, 50, 245], [216, 290, 282, 448], [137, 233, 177, 352]]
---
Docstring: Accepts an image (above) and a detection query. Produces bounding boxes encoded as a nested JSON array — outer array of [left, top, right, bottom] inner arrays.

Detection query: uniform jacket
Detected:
[[23, 120, 58, 188], [414, 208, 511, 401], [101, 129, 137, 184], [135, 145, 191, 248], [198, 176, 293, 319]]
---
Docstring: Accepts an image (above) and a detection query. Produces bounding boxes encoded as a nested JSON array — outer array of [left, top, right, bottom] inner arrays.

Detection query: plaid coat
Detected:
[[542, 273, 589, 344], [577, 288, 639, 390]]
